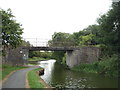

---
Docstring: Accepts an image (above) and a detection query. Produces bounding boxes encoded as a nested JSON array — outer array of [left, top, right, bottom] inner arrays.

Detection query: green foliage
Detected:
[[79, 34, 95, 46], [73, 25, 100, 46], [21, 40, 31, 47], [72, 54, 119, 77], [0, 8, 23, 48], [48, 32, 75, 47], [62, 53, 67, 65], [28, 68, 44, 88], [51, 51, 65, 63], [29, 51, 52, 59], [97, 2, 120, 53]]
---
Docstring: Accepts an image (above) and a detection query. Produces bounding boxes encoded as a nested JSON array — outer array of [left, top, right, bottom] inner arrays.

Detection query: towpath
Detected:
[[2, 65, 39, 88]]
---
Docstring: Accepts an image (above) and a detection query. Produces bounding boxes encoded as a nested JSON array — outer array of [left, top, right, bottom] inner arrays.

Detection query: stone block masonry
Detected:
[[66, 47, 100, 68], [2, 47, 29, 66]]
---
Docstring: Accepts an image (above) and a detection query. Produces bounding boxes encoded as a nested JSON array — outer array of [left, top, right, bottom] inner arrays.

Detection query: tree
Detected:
[[48, 32, 75, 47], [97, 2, 120, 53], [79, 34, 95, 46], [0, 8, 23, 48], [48, 32, 74, 63], [73, 25, 100, 46], [72, 31, 85, 46]]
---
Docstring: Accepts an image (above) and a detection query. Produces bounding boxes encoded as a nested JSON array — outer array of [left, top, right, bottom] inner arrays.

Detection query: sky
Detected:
[[0, 0, 112, 45]]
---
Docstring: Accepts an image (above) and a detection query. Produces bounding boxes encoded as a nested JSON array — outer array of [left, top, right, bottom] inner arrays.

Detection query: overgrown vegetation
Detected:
[[1, 64, 27, 80], [72, 54, 120, 77], [28, 68, 45, 88]]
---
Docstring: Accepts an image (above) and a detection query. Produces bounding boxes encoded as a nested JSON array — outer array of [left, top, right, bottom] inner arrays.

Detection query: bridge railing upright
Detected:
[[22, 38, 49, 47], [22, 38, 80, 48]]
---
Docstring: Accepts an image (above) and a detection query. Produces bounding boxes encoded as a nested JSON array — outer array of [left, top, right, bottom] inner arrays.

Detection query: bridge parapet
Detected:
[[29, 46, 75, 51]]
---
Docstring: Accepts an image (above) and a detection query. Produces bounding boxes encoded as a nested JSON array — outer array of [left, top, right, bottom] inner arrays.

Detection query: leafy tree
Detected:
[[72, 31, 85, 46], [0, 8, 23, 48], [48, 32, 75, 47], [79, 34, 95, 46], [21, 40, 31, 47], [97, 2, 120, 54], [48, 32, 74, 63], [73, 25, 100, 46]]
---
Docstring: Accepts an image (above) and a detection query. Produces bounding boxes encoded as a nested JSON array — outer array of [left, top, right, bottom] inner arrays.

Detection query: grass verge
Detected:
[[1, 64, 27, 80], [28, 68, 45, 88]]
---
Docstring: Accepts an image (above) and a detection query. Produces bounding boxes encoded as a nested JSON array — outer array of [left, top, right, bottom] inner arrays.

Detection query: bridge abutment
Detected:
[[66, 47, 100, 68]]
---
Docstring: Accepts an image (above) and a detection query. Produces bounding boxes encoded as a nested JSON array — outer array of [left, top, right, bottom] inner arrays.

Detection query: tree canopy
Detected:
[[97, 2, 120, 53], [0, 8, 23, 48], [48, 32, 75, 47]]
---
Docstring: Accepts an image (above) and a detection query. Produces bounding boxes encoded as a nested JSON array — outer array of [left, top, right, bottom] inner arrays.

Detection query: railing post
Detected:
[[36, 38, 37, 47]]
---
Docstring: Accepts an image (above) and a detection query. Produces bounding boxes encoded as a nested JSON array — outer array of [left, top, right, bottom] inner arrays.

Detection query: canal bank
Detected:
[[27, 67, 51, 88], [38, 59, 118, 88], [72, 54, 119, 78]]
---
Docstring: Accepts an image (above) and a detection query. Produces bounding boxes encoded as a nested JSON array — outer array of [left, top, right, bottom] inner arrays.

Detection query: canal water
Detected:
[[39, 59, 118, 88]]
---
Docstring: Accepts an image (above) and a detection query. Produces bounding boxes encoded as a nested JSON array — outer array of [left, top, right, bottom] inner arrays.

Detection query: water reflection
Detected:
[[39, 60, 118, 88], [39, 60, 56, 84]]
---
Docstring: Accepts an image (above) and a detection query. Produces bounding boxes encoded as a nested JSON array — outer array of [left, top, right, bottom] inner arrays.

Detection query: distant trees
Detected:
[[29, 51, 52, 59], [48, 32, 75, 47], [48, 32, 72, 63]]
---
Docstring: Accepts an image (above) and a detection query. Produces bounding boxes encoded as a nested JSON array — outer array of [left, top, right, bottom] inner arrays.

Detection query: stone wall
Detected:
[[2, 47, 29, 66], [66, 47, 100, 68]]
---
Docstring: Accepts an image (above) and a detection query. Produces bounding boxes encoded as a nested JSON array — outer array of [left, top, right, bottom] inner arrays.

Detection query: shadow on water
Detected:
[[39, 60, 118, 88]]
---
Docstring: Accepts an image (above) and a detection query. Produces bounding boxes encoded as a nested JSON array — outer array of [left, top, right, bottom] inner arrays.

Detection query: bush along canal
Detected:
[[38, 59, 118, 89]]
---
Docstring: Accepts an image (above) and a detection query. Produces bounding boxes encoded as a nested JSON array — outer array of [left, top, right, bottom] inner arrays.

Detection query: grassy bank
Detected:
[[1, 64, 27, 80], [28, 68, 45, 88], [72, 54, 119, 77]]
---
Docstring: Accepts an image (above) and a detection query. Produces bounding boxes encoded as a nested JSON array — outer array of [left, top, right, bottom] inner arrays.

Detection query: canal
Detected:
[[39, 59, 118, 88]]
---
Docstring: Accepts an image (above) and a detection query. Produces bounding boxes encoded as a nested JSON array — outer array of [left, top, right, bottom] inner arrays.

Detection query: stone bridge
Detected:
[[22, 46, 100, 68], [20, 38, 100, 68]]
